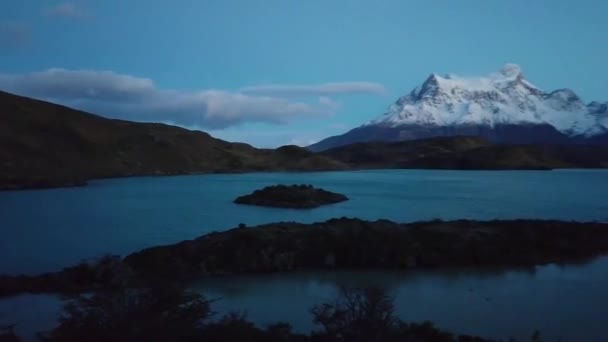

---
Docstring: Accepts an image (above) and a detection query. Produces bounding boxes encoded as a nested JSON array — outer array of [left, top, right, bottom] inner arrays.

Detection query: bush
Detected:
[[311, 287, 495, 342], [39, 285, 211, 342], [311, 287, 396, 342], [39, 284, 542, 342], [0, 325, 19, 342]]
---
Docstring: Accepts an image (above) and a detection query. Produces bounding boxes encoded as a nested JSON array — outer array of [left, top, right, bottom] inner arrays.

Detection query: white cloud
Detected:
[[209, 127, 327, 148], [44, 2, 89, 19], [0, 69, 363, 129], [0, 69, 154, 101], [208, 121, 354, 148], [240, 82, 387, 97], [318, 96, 341, 111], [288, 137, 320, 147]]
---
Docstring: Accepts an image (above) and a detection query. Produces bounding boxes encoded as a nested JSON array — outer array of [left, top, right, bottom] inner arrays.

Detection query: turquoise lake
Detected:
[[1, 169, 608, 341]]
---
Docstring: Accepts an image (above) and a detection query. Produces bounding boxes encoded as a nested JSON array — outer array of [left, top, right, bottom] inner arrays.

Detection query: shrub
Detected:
[[0, 325, 19, 342], [311, 287, 396, 342], [39, 285, 211, 342]]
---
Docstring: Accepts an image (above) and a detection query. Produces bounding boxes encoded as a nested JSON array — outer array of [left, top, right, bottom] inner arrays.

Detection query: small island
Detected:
[[234, 184, 349, 208]]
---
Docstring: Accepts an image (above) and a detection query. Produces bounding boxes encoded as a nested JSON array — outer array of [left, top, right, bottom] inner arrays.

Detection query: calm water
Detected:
[[195, 257, 608, 342], [1, 170, 608, 341], [1, 169, 607, 274], [3, 258, 608, 341]]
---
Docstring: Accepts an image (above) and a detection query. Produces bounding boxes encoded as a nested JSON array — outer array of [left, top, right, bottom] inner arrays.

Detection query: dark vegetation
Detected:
[[306, 121, 608, 152], [0, 91, 345, 190], [234, 184, 349, 208], [124, 218, 608, 282], [0, 325, 18, 342], [2, 91, 608, 190], [3, 219, 608, 297], [321, 136, 608, 170], [31, 285, 543, 342]]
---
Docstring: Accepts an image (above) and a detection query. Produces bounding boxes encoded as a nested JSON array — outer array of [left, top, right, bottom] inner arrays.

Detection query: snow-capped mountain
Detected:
[[309, 64, 608, 151]]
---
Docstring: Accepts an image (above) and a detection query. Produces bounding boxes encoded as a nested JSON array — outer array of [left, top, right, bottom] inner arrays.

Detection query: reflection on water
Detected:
[[193, 257, 608, 341], [0, 294, 61, 342], [2, 258, 608, 341]]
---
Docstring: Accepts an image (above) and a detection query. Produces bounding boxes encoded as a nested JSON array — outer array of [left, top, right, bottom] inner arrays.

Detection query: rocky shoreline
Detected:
[[2, 218, 608, 297]]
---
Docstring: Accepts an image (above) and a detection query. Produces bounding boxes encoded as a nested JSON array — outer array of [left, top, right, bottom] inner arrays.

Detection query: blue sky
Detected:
[[1, 0, 607, 147]]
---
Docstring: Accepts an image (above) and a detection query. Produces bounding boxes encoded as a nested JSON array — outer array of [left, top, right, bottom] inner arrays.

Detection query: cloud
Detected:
[[318, 96, 341, 111], [209, 128, 327, 148], [0, 69, 345, 129], [240, 82, 388, 97], [0, 22, 30, 47], [288, 137, 321, 147], [208, 121, 354, 148], [44, 2, 89, 19]]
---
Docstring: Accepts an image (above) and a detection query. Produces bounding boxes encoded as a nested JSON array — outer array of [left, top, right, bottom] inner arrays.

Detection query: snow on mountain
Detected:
[[368, 64, 606, 137], [588, 101, 608, 131]]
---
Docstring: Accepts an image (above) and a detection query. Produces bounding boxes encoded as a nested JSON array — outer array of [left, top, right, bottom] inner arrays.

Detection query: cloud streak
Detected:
[[0, 69, 384, 129], [240, 82, 387, 97], [44, 2, 89, 20]]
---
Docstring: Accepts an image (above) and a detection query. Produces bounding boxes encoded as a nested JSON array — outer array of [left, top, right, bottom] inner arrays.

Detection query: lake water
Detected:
[[1, 170, 608, 340], [195, 257, 608, 342], [2, 169, 608, 275], [3, 258, 608, 341]]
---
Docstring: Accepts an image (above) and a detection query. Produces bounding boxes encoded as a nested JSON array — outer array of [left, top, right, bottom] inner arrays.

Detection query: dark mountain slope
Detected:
[[308, 123, 573, 152], [0, 90, 345, 190], [321, 136, 608, 170]]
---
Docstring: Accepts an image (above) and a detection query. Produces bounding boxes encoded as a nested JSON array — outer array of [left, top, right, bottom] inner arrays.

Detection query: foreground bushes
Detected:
[[0, 325, 18, 342], [31, 285, 545, 342]]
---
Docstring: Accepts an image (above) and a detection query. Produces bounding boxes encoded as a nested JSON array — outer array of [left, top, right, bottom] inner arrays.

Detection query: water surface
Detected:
[[194, 257, 608, 341], [3, 258, 608, 341], [1, 169, 607, 274], [1, 169, 608, 341]]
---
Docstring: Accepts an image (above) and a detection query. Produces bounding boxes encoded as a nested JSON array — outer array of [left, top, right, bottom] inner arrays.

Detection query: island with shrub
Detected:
[[234, 184, 349, 209], [3, 218, 608, 298]]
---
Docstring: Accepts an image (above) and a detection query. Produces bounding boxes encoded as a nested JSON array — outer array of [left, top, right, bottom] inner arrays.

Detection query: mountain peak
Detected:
[[500, 63, 523, 78], [367, 64, 607, 137], [415, 73, 441, 97], [415, 64, 532, 97]]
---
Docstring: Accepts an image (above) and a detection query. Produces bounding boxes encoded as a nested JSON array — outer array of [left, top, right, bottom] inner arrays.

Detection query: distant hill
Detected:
[[0, 90, 345, 190], [321, 136, 608, 170]]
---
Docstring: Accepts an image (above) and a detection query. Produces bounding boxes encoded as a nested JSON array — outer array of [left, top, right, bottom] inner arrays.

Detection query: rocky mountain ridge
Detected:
[[309, 64, 608, 150]]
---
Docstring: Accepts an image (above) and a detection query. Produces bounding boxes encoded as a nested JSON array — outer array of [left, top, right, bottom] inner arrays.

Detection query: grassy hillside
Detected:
[[0, 91, 345, 189], [322, 136, 608, 170]]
